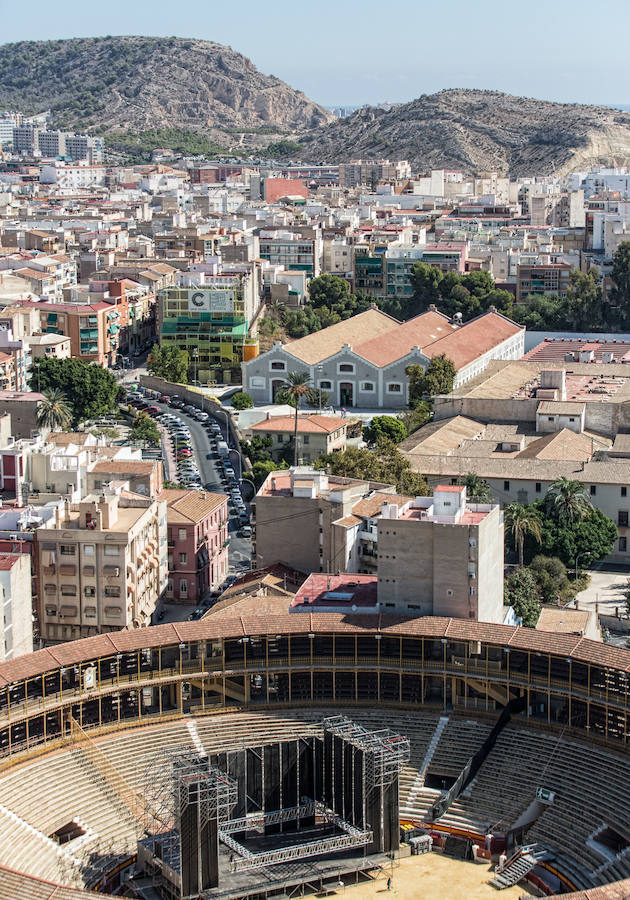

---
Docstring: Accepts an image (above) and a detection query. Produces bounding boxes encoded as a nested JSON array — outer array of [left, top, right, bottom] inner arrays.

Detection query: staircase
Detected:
[[406, 716, 449, 805], [490, 844, 553, 889]]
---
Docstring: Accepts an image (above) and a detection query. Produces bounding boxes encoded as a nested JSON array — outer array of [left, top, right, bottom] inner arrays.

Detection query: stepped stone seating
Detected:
[[1, 708, 630, 894]]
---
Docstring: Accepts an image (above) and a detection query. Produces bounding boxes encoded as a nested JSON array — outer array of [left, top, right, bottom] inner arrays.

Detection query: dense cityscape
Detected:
[[2, 17, 630, 900]]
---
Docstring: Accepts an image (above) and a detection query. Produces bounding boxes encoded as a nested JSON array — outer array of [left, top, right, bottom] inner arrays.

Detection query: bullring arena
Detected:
[[1, 612, 630, 899]]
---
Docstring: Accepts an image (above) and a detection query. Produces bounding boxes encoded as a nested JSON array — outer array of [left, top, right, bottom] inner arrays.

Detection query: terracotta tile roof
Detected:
[[353, 310, 456, 366], [251, 414, 346, 435], [48, 432, 92, 446], [0, 554, 22, 570], [281, 308, 399, 365], [537, 607, 592, 635], [334, 514, 363, 528], [3, 612, 630, 686], [160, 488, 227, 524], [90, 460, 156, 475], [516, 429, 595, 461], [537, 400, 586, 414], [352, 492, 413, 518], [421, 310, 523, 370]]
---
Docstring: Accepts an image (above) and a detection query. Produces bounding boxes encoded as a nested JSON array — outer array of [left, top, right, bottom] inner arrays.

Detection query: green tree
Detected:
[[147, 344, 189, 383], [250, 458, 288, 488], [545, 477, 592, 525], [36, 389, 73, 431], [564, 268, 604, 331], [308, 274, 352, 310], [304, 387, 330, 410], [283, 371, 312, 466], [504, 568, 541, 627], [31, 357, 122, 423], [400, 401, 432, 434], [537, 504, 617, 568], [363, 415, 407, 445], [242, 435, 273, 465], [318, 437, 429, 496], [459, 473, 492, 503], [505, 503, 543, 566], [130, 411, 160, 446], [407, 355, 457, 403], [231, 392, 254, 410], [528, 555, 574, 606], [409, 261, 443, 312]]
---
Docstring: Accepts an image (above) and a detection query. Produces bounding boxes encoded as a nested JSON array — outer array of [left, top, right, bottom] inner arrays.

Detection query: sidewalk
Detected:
[[573, 566, 630, 616]]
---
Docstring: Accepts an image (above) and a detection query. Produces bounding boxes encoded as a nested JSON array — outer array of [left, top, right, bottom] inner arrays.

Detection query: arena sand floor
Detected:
[[336, 852, 536, 898]]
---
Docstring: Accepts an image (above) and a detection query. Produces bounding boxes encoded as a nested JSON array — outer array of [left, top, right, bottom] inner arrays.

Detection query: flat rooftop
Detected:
[[292, 574, 378, 611]]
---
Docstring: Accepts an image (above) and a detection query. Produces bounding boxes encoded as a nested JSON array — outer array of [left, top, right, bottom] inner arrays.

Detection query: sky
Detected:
[[1, 0, 629, 108]]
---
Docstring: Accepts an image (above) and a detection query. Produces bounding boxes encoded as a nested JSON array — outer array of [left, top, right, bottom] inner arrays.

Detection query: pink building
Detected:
[[161, 489, 229, 603]]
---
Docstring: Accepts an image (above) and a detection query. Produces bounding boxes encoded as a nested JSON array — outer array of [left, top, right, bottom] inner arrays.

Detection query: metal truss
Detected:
[[218, 797, 371, 872], [139, 747, 237, 835], [322, 715, 410, 788], [228, 829, 372, 872]]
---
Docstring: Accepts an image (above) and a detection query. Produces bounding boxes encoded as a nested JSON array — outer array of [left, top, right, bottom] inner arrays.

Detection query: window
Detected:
[[361, 382, 375, 391], [178, 528, 187, 542], [319, 381, 332, 389], [179, 579, 188, 595], [387, 383, 402, 393], [84, 586, 95, 597], [271, 361, 286, 371], [179, 552, 187, 564], [250, 376, 265, 387], [339, 363, 354, 373], [277, 434, 284, 443], [622, 487, 627, 498], [60, 585, 76, 596], [590, 485, 597, 496], [547, 416, 554, 422], [104, 545, 119, 556], [620, 537, 628, 552], [619, 511, 629, 528], [83, 544, 94, 556], [60, 544, 75, 556], [45, 606, 57, 617], [504, 481, 510, 491], [303, 435, 310, 445], [44, 584, 56, 595]]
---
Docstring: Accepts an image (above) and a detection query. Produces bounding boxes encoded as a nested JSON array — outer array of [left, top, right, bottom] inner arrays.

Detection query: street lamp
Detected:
[[192, 347, 199, 385], [575, 551, 591, 582]]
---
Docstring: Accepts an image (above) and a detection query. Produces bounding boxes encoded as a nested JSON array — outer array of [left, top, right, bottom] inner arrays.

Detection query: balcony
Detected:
[[358, 529, 377, 542]]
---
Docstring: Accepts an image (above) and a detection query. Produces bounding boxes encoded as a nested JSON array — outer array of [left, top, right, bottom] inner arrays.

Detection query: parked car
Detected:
[[241, 526, 252, 537], [159, 394, 169, 403]]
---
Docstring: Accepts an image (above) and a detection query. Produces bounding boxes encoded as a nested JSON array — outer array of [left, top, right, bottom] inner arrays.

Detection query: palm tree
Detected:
[[504, 503, 542, 567], [460, 472, 492, 503], [283, 371, 312, 466], [36, 389, 72, 431], [545, 477, 592, 524]]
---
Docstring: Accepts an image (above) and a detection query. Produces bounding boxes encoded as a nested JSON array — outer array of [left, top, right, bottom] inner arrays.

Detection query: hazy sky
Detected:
[[1, 0, 629, 107]]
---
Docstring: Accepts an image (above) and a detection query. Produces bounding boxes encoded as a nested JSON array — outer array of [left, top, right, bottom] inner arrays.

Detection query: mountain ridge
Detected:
[[298, 88, 630, 176], [0, 36, 334, 143]]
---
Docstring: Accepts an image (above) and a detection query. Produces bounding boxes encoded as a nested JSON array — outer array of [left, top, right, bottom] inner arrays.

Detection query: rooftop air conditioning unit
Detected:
[[9, 534, 18, 541]]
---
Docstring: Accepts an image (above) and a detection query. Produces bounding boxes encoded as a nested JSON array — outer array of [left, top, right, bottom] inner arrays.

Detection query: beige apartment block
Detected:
[[376, 486, 504, 622], [35, 484, 167, 643], [254, 468, 397, 573], [245, 414, 347, 465], [0, 554, 33, 661]]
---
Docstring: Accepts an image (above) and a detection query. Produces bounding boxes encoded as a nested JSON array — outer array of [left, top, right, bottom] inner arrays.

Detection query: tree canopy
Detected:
[[459, 473, 492, 503], [363, 415, 407, 446], [130, 411, 160, 446], [317, 437, 429, 496], [407, 355, 457, 403], [231, 391, 254, 410], [31, 357, 123, 423], [147, 344, 189, 384], [504, 568, 541, 627]]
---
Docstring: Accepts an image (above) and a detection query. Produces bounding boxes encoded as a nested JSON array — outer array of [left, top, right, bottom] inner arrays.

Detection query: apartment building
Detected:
[[245, 414, 347, 465], [339, 160, 411, 188], [87, 459, 163, 498], [27, 333, 72, 360], [12, 126, 103, 162], [516, 262, 572, 302], [258, 233, 321, 277], [35, 484, 167, 643], [375, 486, 503, 621], [162, 489, 229, 602], [35, 300, 121, 365], [40, 163, 107, 189], [0, 554, 32, 661], [253, 468, 399, 573]]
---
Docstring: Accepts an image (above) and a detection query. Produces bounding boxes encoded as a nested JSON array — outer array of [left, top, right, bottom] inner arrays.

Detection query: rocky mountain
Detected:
[[298, 89, 630, 176], [0, 36, 333, 140]]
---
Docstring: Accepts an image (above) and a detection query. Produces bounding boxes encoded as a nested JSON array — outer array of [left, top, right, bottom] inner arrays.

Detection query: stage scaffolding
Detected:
[[322, 715, 410, 788]]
